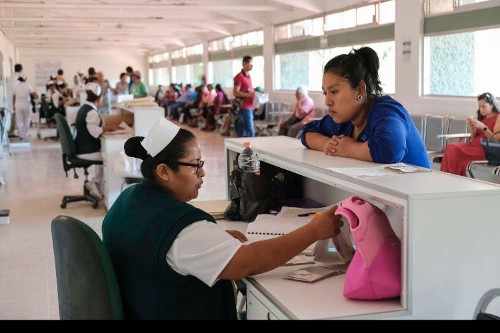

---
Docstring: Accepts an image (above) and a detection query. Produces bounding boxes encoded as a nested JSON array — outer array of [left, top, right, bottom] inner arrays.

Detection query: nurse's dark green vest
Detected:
[[102, 181, 237, 320], [75, 103, 101, 155]]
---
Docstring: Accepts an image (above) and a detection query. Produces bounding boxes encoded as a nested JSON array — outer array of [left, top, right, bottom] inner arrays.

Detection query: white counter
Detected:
[[101, 104, 163, 210], [224, 136, 500, 319]]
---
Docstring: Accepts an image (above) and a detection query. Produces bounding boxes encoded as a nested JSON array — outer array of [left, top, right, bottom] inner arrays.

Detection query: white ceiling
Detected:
[[0, 0, 361, 54]]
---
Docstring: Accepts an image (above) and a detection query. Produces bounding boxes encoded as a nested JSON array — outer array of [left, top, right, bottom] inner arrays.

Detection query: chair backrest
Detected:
[[474, 288, 500, 320], [55, 113, 77, 158], [410, 114, 425, 140], [51, 215, 124, 320], [423, 114, 447, 152], [40, 96, 53, 119], [447, 116, 469, 135]]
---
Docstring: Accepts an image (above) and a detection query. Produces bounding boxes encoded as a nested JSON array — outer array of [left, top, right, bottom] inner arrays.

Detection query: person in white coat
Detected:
[[7, 64, 23, 137], [13, 74, 36, 140]]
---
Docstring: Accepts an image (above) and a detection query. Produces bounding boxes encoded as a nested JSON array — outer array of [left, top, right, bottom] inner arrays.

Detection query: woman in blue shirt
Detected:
[[301, 47, 430, 168]]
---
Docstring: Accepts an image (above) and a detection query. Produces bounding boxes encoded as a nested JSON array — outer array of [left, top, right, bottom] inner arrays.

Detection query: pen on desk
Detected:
[[297, 212, 322, 217]]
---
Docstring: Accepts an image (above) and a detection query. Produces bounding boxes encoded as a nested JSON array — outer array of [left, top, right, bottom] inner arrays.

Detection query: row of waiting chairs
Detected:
[[254, 103, 329, 137], [412, 113, 499, 183], [411, 114, 470, 166], [254, 101, 292, 136]]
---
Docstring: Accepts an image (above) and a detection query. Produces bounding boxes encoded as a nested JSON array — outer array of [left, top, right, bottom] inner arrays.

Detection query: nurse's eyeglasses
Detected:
[[176, 160, 205, 174]]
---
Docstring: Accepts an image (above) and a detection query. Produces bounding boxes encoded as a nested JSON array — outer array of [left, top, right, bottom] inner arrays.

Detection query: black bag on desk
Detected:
[[224, 161, 303, 222], [480, 132, 500, 165]]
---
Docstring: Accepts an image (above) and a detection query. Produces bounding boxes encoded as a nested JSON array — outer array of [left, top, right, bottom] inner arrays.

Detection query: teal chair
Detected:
[[51, 215, 124, 320], [54, 113, 101, 209]]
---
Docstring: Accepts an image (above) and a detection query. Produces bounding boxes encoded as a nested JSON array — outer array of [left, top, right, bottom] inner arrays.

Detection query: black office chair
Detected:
[[54, 113, 102, 209], [474, 289, 500, 320], [39, 96, 59, 141], [51, 215, 124, 320]]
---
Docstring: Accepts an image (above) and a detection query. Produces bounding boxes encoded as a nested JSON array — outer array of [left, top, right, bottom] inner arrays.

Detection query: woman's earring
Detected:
[[357, 95, 363, 101]]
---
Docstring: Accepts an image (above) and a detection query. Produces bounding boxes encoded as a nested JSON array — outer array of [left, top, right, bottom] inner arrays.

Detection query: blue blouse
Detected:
[[301, 95, 430, 168]]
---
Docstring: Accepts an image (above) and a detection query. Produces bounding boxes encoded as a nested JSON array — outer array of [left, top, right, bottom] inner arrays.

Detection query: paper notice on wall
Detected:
[[35, 59, 62, 88], [402, 39, 411, 63]]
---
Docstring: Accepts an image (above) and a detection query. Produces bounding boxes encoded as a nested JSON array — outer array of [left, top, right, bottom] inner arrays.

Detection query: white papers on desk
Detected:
[[245, 214, 316, 264], [283, 266, 345, 283], [276, 206, 329, 218], [245, 214, 309, 239], [329, 163, 430, 178], [328, 166, 392, 178], [116, 94, 134, 103]]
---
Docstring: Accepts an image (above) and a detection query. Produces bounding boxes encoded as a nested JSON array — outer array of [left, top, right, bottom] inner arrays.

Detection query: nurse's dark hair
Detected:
[[124, 129, 196, 181], [86, 90, 100, 102], [323, 46, 383, 96]]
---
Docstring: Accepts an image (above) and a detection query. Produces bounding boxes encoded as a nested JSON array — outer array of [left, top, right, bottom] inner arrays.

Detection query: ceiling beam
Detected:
[[271, 0, 325, 14], [0, 2, 288, 12], [0, 17, 239, 24], [2, 26, 207, 33]]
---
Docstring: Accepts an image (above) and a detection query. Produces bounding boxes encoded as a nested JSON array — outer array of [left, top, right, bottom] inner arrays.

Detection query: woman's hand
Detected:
[[468, 117, 487, 131], [326, 135, 355, 157], [226, 230, 247, 243], [322, 137, 336, 155]]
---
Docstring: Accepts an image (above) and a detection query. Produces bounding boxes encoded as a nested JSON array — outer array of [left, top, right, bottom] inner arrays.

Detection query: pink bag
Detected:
[[335, 196, 401, 300]]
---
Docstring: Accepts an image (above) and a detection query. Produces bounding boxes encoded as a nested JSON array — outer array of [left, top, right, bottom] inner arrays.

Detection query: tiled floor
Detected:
[[0, 123, 228, 319]]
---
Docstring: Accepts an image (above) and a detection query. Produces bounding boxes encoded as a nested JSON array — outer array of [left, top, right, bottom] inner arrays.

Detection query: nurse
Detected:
[[102, 118, 344, 319]]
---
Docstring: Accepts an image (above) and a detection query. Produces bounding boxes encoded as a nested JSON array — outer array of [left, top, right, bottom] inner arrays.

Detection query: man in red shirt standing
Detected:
[[233, 55, 255, 137]]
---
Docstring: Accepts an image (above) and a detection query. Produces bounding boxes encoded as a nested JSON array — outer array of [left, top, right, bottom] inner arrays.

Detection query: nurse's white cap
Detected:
[[141, 118, 180, 158]]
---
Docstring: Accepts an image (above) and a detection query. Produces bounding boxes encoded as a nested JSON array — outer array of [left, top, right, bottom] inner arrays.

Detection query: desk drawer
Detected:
[[247, 291, 279, 320]]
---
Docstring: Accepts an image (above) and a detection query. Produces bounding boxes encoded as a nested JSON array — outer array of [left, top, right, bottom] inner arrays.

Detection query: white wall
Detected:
[[0, 32, 17, 110], [18, 48, 147, 94], [0, 33, 17, 80]]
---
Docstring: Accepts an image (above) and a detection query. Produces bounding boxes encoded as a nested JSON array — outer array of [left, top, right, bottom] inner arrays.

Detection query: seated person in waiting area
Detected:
[[101, 118, 343, 320], [301, 47, 430, 168], [440, 92, 500, 176], [74, 82, 122, 200], [279, 86, 316, 138]]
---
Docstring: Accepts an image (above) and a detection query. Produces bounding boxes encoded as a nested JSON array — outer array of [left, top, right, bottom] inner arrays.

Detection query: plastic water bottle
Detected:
[[238, 141, 260, 173]]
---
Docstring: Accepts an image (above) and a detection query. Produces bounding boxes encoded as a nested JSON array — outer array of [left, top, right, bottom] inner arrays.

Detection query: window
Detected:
[[424, 0, 491, 16], [209, 60, 233, 87], [423, 27, 500, 96], [148, 52, 170, 86], [275, 17, 324, 42], [172, 65, 188, 85], [208, 31, 263, 52], [208, 30, 264, 88], [275, 50, 323, 91], [324, 1, 395, 32], [423, 1, 500, 96], [275, 41, 395, 94], [208, 56, 264, 89], [172, 63, 204, 86]]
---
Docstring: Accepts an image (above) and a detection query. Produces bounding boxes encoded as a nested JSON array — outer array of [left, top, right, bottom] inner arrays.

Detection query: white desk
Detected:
[[114, 103, 163, 136], [224, 136, 500, 319], [101, 104, 163, 209]]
